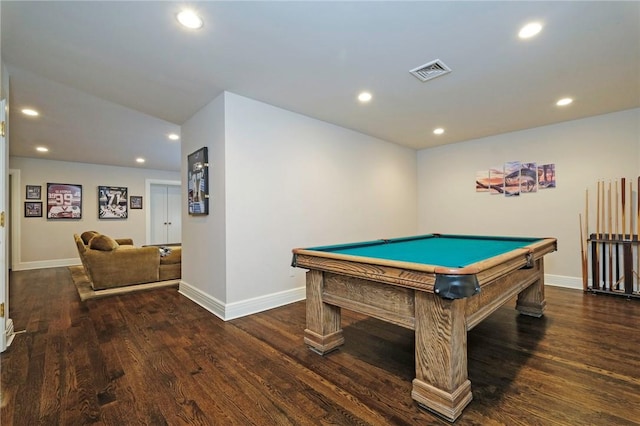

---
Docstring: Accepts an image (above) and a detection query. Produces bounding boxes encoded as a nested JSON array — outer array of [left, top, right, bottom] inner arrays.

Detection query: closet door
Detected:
[[150, 184, 168, 245], [150, 184, 182, 245], [166, 185, 181, 244]]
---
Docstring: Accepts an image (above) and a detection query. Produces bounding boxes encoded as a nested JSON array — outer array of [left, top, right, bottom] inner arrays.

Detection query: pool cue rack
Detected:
[[580, 177, 640, 299], [588, 234, 639, 298]]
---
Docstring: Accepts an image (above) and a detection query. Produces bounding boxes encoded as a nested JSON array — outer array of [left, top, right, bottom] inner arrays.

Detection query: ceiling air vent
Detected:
[[409, 59, 451, 82]]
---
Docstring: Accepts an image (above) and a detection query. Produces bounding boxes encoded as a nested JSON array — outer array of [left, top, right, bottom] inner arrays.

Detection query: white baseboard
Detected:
[[178, 281, 226, 320], [225, 286, 306, 320], [13, 258, 80, 271], [545, 273, 584, 290], [4, 319, 15, 349], [178, 281, 306, 321]]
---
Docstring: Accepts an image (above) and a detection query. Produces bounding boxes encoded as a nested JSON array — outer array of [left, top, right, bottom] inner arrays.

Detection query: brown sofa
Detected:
[[74, 231, 181, 290]]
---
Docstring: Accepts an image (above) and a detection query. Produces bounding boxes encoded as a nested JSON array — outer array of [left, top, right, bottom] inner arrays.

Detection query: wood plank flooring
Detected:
[[2, 267, 640, 425]]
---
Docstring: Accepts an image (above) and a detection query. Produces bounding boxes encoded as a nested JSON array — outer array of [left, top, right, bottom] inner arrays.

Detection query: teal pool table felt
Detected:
[[308, 234, 543, 269]]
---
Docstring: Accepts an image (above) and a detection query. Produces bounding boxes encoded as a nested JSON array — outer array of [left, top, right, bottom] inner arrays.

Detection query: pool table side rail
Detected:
[[456, 238, 557, 280], [292, 237, 557, 284], [292, 253, 438, 292], [305, 233, 546, 252]]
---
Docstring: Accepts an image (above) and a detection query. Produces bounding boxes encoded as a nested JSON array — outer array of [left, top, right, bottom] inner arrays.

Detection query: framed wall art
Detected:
[[26, 185, 41, 200], [25, 202, 43, 217], [47, 183, 82, 219], [475, 161, 557, 198], [187, 147, 209, 215], [98, 186, 128, 219], [538, 164, 556, 189], [130, 195, 143, 209]]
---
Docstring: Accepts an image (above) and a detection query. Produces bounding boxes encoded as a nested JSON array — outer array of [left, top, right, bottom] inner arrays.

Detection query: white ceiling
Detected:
[[3, 1, 639, 172]]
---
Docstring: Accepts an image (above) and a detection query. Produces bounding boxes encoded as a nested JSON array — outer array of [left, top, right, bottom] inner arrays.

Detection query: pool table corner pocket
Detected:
[[434, 273, 481, 299]]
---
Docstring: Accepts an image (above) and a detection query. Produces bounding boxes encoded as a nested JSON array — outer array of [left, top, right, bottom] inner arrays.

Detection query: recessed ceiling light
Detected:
[[168, 133, 180, 141], [136, 158, 145, 163], [556, 97, 573, 106], [36, 146, 49, 152], [22, 108, 39, 116], [433, 128, 445, 135], [358, 92, 372, 103], [519, 22, 542, 39], [177, 10, 203, 29]]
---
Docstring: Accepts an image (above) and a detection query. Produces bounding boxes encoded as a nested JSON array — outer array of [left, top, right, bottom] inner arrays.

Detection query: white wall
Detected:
[[224, 93, 418, 304], [180, 92, 418, 319], [179, 92, 227, 306], [9, 156, 179, 269], [417, 108, 640, 288]]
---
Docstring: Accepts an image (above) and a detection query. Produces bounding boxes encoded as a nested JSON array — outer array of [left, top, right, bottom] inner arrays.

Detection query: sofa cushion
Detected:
[[80, 230, 99, 245], [89, 234, 119, 251], [159, 247, 181, 265]]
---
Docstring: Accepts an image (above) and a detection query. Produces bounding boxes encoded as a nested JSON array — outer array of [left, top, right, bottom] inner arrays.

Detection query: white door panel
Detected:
[[166, 185, 181, 244], [150, 184, 181, 245]]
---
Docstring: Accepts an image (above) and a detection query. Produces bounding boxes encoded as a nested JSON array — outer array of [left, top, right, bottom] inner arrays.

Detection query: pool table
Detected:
[[291, 233, 557, 421]]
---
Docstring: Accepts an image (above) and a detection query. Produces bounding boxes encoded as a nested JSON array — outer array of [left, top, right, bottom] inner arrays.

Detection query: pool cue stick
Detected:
[[632, 179, 636, 288], [600, 180, 607, 290], [615, 180, 620, 289], [622, 178, 626, 240], [595, 181, 601, 289], [635, 178, 639, 289], [629, 178, 640, 240], [637, 176, 640, 237], [632, 178, 638, 290], [597, 181, 601, 238], [625, 177, 640, 293], [632, 180, 635, 236], [608, 181, 613, 290], [586, 188, 589, 239], [580, 213, 587, 290], [585, 188, 589, 289]]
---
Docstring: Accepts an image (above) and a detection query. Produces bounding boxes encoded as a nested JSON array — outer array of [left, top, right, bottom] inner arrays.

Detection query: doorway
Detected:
[[1, 98, 12, 352], [147, 181, 181, 245]]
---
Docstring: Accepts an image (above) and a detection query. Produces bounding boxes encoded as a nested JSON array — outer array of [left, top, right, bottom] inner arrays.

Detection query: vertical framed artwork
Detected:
[[488, 166, 504, 195], [538, 164, 556, 189], [130, 195, 143, 209], [26, 185, 42, 199], [25, 202, 43, 217], [98, 186, 128, 219], [503, 161, 522, 197], [47, 183, 82, 219], [475, 170, 490, 192], [188, 147, 209, 215]]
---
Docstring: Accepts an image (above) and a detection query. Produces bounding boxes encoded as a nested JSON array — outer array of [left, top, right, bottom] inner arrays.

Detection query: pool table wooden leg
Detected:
[[516, 259, 547, 317], [411, 292, 472, 422], [304, 270, 344, 354]]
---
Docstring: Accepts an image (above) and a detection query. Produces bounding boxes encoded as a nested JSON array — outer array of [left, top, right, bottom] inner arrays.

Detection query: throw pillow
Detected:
[[89, 234, 119, 251], [80, 230, 99, 245]]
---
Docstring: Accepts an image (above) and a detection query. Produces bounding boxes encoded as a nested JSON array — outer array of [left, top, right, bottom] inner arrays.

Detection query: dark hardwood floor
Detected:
[[2, 267, 639, 425]]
